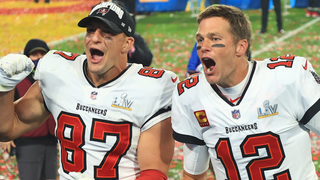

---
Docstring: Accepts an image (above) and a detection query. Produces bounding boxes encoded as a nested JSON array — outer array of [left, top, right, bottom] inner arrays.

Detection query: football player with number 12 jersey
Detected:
[[172, 5, 320, 180]]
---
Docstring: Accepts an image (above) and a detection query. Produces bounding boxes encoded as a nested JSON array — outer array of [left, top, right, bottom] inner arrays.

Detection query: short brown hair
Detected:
[[197, 5, 252, 57]]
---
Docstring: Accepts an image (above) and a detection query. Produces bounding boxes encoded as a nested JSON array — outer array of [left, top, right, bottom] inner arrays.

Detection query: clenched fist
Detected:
[[0, 54, 34, 92]]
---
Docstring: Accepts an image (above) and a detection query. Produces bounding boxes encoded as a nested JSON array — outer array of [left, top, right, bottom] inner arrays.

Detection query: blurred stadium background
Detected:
[[0, 0, 319, 179]]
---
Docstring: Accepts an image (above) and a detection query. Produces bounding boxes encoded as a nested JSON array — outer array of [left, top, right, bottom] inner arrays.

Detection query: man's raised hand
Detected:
[[0, 54, 34, 92]]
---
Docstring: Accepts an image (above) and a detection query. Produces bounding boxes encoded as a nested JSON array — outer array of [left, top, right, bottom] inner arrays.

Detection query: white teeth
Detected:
[[206, 66, 214, 73]]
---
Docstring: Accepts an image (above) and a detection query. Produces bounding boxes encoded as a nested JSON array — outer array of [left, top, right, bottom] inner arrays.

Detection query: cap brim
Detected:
[[78, 16, 122, 34], [29, 47, 49, 54]]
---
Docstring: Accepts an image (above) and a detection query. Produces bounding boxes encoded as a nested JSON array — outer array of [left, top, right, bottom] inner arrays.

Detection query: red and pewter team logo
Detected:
[[97, 8, 109, 16], [194, 110, 210, 127]]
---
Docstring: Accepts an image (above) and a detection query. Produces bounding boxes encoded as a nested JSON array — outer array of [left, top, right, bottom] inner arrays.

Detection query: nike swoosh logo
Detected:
[[230, 97, 241, 103], [302, 60, 307, 70], [171, 77, 178, 83]]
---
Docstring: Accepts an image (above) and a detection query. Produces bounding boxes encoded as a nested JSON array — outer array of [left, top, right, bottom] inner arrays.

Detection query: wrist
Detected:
[[136, 169, 167, 180], [0, 75, 16, 92]]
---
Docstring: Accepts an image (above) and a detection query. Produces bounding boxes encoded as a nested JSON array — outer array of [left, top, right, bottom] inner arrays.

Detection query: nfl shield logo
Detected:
[[232, 109, 241, 119], [91, 91, 98, 100]]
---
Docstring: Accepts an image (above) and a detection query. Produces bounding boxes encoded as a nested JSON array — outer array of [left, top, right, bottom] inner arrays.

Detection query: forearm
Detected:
[[0, 90, 17, 141], [0, 82, 50, 141], [0, 54, 36, 140], [137, 118, 175, 175]]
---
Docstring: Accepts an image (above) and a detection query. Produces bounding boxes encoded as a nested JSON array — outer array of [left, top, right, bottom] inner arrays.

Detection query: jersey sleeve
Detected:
[[171, 77, 206, 145], [171, 78, 210, 175], [183, 143, 210, 175], [34, 50, 56, 81], [292, 56, 320, 135], [140, 70, 179, 132], [266, 55, 320, 135]]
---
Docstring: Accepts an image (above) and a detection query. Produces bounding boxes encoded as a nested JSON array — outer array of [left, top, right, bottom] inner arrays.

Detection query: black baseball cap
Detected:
[[78, 2, 135, 37], [23, 39, 50, 57]]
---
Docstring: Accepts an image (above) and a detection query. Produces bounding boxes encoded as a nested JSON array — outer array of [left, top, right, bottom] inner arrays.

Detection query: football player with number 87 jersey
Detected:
[[0, 2, 179, 180], [172, 4, 320, 180]]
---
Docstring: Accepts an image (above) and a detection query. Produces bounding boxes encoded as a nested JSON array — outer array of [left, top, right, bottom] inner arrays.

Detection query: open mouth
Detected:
[[202, 57, 216, 73], [90, 48, 104, 61]]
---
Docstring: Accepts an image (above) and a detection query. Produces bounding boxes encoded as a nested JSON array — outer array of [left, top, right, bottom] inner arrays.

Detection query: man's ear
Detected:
[[235, 39, 248, 57], [121, 36, 134, 54]]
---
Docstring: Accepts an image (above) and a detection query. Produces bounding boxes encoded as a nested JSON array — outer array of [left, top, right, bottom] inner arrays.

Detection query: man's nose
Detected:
[[92, 29, 103, 43], [199, 39, 211, 52]]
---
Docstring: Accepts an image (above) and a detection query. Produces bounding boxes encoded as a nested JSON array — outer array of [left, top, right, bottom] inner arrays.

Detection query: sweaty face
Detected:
[[196, 17, 238, 87], [84, 20, 127, 80]]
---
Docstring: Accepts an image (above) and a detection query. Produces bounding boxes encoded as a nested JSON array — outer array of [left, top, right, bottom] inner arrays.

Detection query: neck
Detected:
[[86, 67, 114, 87], [86, 63, 127, 87], [219, 58, 249, 88]]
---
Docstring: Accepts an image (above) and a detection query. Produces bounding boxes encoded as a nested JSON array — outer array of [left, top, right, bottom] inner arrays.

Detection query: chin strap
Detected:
[[136, 169, 167, 180]]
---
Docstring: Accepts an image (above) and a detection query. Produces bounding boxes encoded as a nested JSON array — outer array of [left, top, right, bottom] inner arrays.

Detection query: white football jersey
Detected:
[[34, 50, 178, 180], [172, 55, 320, 180]]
